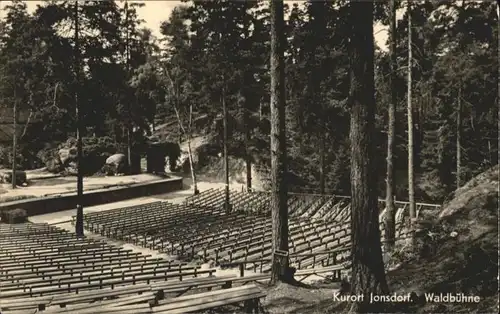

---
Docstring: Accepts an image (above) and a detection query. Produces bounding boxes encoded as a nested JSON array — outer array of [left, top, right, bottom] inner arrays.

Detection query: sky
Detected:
[[0, 1, 389, 49]]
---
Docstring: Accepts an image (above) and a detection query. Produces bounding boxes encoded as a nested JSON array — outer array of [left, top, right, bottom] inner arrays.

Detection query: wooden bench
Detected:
[[47, 282, 153, 307], [152, 284, 266, 313], [42, 292, 156, 313], [151, 274, 237, 298], [0, 309, 38, 314], [0, 268, 217, 297], [294, 265, 344, 282], [0, 295, 53, 311], [45, 303, 152, 314]]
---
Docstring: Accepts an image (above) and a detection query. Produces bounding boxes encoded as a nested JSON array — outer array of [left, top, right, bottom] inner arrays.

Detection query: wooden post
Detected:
[[239, 263, 244, 277]]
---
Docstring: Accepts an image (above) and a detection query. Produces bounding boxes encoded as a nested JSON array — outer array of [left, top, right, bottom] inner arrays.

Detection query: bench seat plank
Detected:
[[153, 284, 265, 313], [49, 283, 152, 306], [46, 303, 152, 314], [0, 295, 53, 310], [42, 292, 156, 313], [150, 275, 235, 292], [0, 310, 38, 314], [233, 273, 271, 284], [294, 265, 343, 276], [154, 292, 265, 313]]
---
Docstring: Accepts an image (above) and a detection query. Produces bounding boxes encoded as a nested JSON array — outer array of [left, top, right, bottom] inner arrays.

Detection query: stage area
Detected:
[[0, 172, 168, 202]]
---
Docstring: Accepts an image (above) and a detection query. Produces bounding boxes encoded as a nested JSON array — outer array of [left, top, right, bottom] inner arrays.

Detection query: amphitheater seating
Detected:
[[75, 189, 439, 277], [1, 222, 271, 313], [0, 223, 215, 300], [2, 188, 440, 313], [78, 199, 352, 272], [1, 277, 267, 313]]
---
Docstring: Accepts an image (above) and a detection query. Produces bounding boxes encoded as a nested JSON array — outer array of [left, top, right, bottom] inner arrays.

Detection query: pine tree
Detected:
[[269, 0, 292, 285], [384, 0, 397, 251], [348, 2, 389, 312], [407, 0, 417, 244]]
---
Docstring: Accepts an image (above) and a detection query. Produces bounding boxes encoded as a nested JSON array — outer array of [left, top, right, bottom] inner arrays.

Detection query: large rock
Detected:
[[46, 158, 64, 173], [59, 148, 76, 165], [106, 153, 127, 166], [0, 170, 27, 186], [104, 153, 128, 175], [386, 166, 498, 314], [66, 161, 78, 175]]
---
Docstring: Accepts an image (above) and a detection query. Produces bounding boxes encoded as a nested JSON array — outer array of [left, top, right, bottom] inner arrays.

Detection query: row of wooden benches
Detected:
[[184, 188, 324, 218], [0, 226, 349, 314], [77, 200, 352, 271], [0, 223, 216, 299], [1, 272, 270, 314], [0, 222, 280, 314], [186, 188, 440, 222]]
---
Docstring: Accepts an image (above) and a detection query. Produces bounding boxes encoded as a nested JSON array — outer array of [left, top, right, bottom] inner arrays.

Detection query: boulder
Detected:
[[59, 148, 76, 165], [105, 153, 128, 175], [106, 153, 126, 166], [46, 158, 64, 173]]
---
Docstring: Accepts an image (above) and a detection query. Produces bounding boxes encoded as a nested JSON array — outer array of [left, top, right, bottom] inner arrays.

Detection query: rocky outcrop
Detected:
[[41, 137, 126, 176], [387, 165, 499, 314], [59, 148, 76, 165]]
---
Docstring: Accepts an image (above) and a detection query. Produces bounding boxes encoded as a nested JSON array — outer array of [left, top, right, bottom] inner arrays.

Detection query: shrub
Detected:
[[0, 208, 28, 224], [0, 170, 27, 185], [0, 145, 25, 169]]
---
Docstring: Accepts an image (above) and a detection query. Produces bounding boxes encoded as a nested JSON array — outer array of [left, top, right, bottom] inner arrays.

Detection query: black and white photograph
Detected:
[[0, 1, 498, 313]]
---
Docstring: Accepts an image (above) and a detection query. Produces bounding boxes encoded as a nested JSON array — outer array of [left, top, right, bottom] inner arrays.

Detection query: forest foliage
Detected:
[[0, 0, 497, 203]]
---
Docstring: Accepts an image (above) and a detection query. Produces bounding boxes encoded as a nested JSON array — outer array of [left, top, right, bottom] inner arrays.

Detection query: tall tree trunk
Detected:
[[245, 137, 252, 191], [309, 1, 326, 195], [348, 2, 389, 312], [384, 0, 397, 252], [11, 91, 17, 189], [127, 128, 132, 172], [413, 107, 421, 172], [187, 103, 199, 195], [239, 88, 252, 191], [319, 130, 326, 194], [125, 1, 133, 173], [497, 3, 499, 170], [456, 84, 462, 188], [244, 112, 252, 192], [173, 92, 198, 196], [269, 0, 291, 285], [74, 1, 84, 237], [407, 0, 416, 244], [186, 136, 199, 195], [222, 84, 231, 213], [259, 99, 263, 121]]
